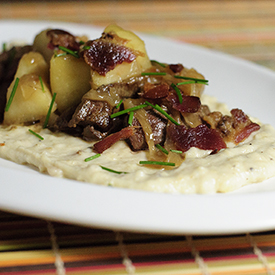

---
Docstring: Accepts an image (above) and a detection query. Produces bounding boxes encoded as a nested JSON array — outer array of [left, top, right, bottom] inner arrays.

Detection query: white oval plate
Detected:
[[1, 20, 275, 235]]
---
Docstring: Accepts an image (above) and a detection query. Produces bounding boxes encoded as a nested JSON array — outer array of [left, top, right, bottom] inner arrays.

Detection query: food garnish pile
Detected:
[[1, 24, 271, 194]]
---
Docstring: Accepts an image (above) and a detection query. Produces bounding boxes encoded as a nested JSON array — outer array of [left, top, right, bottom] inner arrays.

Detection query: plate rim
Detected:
[[1, 20, 275, 235]]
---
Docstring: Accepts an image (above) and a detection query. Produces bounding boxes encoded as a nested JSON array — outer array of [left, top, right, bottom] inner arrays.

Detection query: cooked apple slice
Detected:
[[50, 53, 91, 113], [4, 74, 56, 125], [83, 24, 152, 88]]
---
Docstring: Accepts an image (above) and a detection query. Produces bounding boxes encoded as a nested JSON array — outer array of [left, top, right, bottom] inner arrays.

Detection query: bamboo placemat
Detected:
[[1, 211, 275, 274], [1, 0, 275, 70], [1, 1, 275, 274]]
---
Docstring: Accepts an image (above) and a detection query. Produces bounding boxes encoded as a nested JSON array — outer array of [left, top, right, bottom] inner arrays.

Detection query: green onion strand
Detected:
[[28, 129, 44, 140], [177, 80, 208, 85], [39, 76, 45, 92], [150, 60, 166, 68], [155, 144, 169, 155], [84, 153, 101, 162], [176, 80, 196, 85], [82, 46, 91, 50], [128, 111, 134, 125], [43, 92, 57, 129], [5, 77, 19, 112], [100, 166, 128, 174], [171, 83, 183, 104], [170, 149, 183, 154], [174, 75, 209, 83], [145, 101, 180, 126], [115, 99, 123, 109], [2, 42, 6, 52], [141, 72, 166, 76], [110, 104, 147, 119], [139, 161, 175, 166], [58, 46, 79, 58]]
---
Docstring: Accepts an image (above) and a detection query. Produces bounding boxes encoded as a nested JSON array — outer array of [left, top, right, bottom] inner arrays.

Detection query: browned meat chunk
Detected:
[[166, 92, 201, 113], [68, 99, 112, 130], [47, 29, 80, 51], [142, 83, 170, 99], [169, 63, 184, 73], [64, 75, 154, 140]]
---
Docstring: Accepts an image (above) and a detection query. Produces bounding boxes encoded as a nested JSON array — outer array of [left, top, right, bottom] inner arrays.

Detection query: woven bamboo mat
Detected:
[[1, 0, 275, 70], [1, 1, 275, 274], [1, 211, 275, 274]]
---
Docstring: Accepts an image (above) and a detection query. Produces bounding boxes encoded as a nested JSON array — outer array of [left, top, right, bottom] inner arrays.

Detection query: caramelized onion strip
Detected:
[[164, 132, 185, 167], [83, 89, 121, 108], [123, 98, 156, 155], [134, 108, 156, 156]]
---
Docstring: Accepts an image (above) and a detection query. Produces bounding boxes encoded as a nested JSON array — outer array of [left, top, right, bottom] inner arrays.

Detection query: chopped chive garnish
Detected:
[[170, 149, 183, 154], [153, 104, 180, 125], [128, 111, 134, 125], [79, 40, 85, 45], [5, 77, 19, 112], [82, 46, 91, 50], [2, 42, 6, 52], [115, 99, 123, 109], [156, 144, 169, 155], [141, 72, 166, 76], [174, 75, 209, 83], [139, 161, 175, 166], [177, 80, 208, 85], [171, 83, 183, 104], [176, 80, 196, 85], [58, 46, 79, 58], [100, 166, 128, 174], [39, 76, 45, 92], [28, 129, 44, 140], [151, 60, 166, 68], [145, 101, 180, 126], [110, 103, 147, 118], [43, 92, 57, 129], [84, 153, 101, 162]]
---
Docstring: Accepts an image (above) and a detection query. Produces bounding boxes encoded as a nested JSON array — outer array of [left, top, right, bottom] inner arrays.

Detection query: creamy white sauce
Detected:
[[1, 95, 275, 194]]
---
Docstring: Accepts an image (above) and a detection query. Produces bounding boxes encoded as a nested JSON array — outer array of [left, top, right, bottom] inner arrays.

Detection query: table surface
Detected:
[[1, 1, 275, 274]]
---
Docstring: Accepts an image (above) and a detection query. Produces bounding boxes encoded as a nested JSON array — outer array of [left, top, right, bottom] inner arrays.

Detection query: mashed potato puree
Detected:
[[1, 95, 275, 194]]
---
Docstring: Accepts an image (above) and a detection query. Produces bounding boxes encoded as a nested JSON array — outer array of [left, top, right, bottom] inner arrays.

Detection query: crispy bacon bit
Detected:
[[167, 93, 201, 113], [231, 108, 250, 125], [47, 29, 80, 51], [204, 108, 260, 144], [142, 83, 170, 99], [231, 108, 260, 143], [82, 37, 137, 76], [169, 64, 184, 73], [167, 124, 226, 153], [235, 122, 260, 144], [233, 109, 250, 124], [93, 126, 135, 153]]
